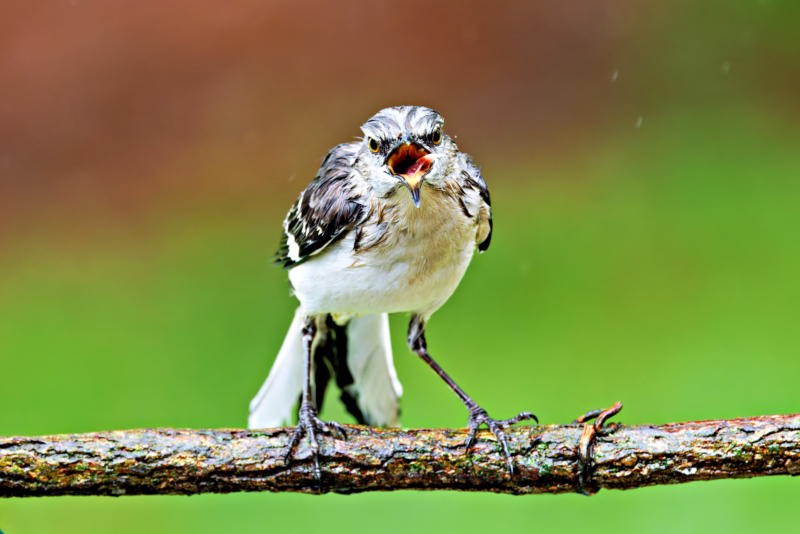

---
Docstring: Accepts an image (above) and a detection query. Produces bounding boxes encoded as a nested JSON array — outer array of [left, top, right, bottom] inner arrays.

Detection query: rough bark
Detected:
[[1, 413, 798, 497]]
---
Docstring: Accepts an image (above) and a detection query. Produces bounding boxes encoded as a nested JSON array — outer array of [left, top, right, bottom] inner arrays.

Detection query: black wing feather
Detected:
[[275, 143, 364, 269], [461, 157, 493, 252]]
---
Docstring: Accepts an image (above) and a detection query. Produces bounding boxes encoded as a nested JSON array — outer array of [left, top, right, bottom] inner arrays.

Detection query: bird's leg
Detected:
[[284, 315, 346, 483], [407, 316, 537, 474]]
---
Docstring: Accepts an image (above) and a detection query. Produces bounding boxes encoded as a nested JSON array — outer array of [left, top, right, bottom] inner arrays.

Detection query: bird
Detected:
[[248, 105, 536, 478]]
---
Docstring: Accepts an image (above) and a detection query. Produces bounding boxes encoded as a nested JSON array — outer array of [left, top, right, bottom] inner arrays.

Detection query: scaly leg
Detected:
[[284, 315, 346, 483], [407, 316, 537, 475]]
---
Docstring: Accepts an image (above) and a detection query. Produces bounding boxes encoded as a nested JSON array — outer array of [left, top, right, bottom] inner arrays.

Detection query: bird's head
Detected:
[[357, 106, 456, 208]]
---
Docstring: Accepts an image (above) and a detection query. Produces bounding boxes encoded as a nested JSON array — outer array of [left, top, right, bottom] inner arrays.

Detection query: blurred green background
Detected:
[[1, 1, 799, 532]]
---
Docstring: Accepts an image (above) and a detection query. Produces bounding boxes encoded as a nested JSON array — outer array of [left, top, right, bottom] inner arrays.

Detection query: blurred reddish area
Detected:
[[0, 0, 796, 244]]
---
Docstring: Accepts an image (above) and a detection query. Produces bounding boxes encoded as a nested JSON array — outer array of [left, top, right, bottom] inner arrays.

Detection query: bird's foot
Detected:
[[284, 401, 347, 484], [464, 405, 538, 476], [574, 402, 622, 495], [572, 402, 622, 430]]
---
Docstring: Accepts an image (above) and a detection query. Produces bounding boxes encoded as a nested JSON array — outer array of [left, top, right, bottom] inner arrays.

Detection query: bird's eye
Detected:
[[368, 138, 380, 153], [432, 128, 442, 145]]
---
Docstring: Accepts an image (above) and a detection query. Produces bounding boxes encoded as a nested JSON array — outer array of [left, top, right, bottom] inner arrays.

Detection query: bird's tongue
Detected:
[[405, 155, 433, 178]]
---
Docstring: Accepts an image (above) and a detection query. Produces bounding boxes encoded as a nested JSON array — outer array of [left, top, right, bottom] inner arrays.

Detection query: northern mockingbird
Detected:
[[249, 106, 535, 478]]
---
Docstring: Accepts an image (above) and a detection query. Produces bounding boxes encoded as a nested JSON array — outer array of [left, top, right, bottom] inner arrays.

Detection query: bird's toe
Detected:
[[283, 402, 347, 486], [464, 406, 537, 476]]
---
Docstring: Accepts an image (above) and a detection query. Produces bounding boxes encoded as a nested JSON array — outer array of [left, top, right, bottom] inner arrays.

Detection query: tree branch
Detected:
[[2, 412, 798, 497]]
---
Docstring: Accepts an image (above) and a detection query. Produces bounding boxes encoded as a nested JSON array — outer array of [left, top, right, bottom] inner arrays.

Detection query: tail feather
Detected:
[[248, 309, 402, 429], [343, 314, 402, 427], [248, 308, 305, 429], [312, 316, 344, 418]]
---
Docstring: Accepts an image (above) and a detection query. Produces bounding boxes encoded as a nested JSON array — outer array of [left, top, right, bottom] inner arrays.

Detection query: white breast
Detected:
[[288, 187, 481, 320]]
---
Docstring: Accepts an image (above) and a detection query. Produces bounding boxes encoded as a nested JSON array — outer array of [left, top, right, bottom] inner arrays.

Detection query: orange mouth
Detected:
[[387, 143, 433, 178], [386, 142, 434, 208]]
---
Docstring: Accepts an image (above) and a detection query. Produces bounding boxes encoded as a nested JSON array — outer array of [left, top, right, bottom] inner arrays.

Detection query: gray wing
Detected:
[[461, 155, 493, 252], [276, 143, 364, 269]]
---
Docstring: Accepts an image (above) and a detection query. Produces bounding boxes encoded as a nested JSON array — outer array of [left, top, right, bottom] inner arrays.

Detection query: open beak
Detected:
[[386, 142, 435, 208]]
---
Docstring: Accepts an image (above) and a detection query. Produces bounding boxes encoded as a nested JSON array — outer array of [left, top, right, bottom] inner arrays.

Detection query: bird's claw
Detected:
[[284, 401, 347, 484], [464, 406, 538, 476]]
